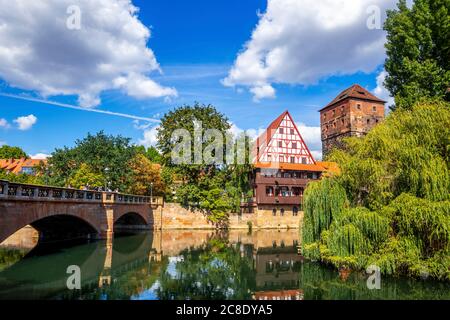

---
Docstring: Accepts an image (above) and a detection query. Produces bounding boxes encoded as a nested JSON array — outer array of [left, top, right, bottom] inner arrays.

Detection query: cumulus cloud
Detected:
[[297, 123, 322, 160], [0, 0, 177, 108], [223, 0, 394, 101], [139, 126, 160, 147], [14, 114, 37, 131], [31, 153, 50, 160], [0, 118, 10, 129], [374, 70, 395, 106]]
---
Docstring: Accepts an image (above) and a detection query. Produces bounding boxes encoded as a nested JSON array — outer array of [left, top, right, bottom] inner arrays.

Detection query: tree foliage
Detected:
[[127, 154, 165, 196], [156, 103, 252, 222], [41, 131, 139, 191], [302, 100, 450, 281], [384, 0, 450, 109], [0, 145, 28, 159]]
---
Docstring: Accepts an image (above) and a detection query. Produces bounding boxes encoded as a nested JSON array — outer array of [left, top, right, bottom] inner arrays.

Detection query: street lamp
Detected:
[[104, 167, 110, 192], [150, 182, 154, 202]]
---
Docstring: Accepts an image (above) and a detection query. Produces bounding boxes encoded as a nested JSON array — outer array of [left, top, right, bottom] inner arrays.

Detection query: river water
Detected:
[[0, 229, 448, 300]]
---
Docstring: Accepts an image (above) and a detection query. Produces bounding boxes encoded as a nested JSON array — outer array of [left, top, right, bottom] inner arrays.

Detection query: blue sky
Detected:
[[0, 0, 395, 159]]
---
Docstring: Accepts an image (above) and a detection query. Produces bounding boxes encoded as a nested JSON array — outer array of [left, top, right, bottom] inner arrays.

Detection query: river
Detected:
[[0, 229, 448, 300]]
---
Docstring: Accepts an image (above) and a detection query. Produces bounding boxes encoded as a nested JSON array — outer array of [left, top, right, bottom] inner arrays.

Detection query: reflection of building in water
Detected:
[[252, 245, 304, 300], [254, 290, 303, 301], [233, 230, 304, 301]]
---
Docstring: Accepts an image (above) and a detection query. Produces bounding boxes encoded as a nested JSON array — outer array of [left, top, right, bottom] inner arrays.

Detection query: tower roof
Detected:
[[320, 84, 386, 112]]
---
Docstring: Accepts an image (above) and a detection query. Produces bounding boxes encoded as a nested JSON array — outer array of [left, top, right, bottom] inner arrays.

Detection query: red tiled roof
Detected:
[[320, 84, 386, 111], [0, 158, 46, 174]]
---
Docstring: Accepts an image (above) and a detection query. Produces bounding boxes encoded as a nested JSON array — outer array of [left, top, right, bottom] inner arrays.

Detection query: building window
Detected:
[[302, 157, 307, 164], [272, 209, 277, 216], [292, 142, 297, 149], [290, 129, 295, 135], [284, 173, 291, 178], [278, 141, 283, 148], [266, 187, 274, 196], [332, 110, 336, 116], [367, 119, 370, 125], [279, 128, 284, 134], [267, 154, 272, 162], [357, 104, 361, 110], [293, 207, 299, 216], [323, 113, 327, 120], [290, 157, 295, 164], [373, 106, 377, 112], [280, 209, 285, 216], [279, 156, 284, 163], [307, 173, 313, 179], [21, 167, 35, 175], [292, 187, 302, 196], [341, 119, 345, 126]]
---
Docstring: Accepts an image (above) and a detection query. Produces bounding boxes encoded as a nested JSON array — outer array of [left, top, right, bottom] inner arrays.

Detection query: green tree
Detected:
[[0, 145, 28, 159], [384, 0, 450, 109], [67, 163, 104, 189], [42, 131, 138, 191], [302, 100, 450, 281], [157, 103, 231, 169], [127, 154, 165, 196], [156, 103, 236, 222]]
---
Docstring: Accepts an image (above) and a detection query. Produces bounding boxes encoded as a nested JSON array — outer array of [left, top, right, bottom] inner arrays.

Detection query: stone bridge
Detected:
[[0, 180, 164, 244]]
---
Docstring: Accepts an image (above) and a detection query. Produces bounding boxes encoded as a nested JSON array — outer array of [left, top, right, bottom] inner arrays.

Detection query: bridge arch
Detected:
[[0, 202, 104, 244]]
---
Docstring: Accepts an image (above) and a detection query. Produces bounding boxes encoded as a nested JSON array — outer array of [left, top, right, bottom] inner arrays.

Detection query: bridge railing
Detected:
[[0, 179, 163, 206]]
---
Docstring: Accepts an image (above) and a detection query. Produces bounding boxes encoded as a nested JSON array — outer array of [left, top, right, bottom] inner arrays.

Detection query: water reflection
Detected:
[[0, 229, 448, 300]]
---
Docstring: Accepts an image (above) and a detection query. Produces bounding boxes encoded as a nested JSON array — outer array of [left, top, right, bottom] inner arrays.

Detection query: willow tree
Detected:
[[302, 99, 450, 281]]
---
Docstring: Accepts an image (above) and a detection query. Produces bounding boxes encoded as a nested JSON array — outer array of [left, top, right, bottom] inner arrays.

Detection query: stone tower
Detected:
[[320, 84, 386, 157]]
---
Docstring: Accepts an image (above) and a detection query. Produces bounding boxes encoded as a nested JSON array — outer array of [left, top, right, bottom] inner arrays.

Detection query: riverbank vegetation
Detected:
[[302, 100, 450, 281]]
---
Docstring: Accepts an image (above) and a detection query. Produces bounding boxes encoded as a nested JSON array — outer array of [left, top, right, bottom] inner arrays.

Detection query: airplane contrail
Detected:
[[0, 93, 160, 123]]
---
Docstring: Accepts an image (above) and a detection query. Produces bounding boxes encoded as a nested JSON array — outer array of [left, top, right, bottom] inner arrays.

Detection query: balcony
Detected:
[[255, 175, 310, 187], [256, 194, 303, 205]]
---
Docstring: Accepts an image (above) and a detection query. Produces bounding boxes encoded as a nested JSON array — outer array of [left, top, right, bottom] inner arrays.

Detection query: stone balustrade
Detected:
[[0, 179, 163, 206]]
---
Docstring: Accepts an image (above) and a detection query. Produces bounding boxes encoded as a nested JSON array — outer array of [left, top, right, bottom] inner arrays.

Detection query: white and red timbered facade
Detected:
[[255, 111, 316, 165], [243, 111, 325, 214]]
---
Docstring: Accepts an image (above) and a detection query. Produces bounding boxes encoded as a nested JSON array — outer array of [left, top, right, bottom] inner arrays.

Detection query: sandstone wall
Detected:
[[156, 203, 303, 230]]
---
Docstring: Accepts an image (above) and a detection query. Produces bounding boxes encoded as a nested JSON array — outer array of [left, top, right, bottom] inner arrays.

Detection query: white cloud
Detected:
[[297, 122, 322, 161], [0, 118, 10, 129], [139, 125, 159, 147], [0, 0, 177, 108], [250, 84, 276, 102], [31, 153, 50, 160], [374, 70, 395, 106], [14, 114, 37, 131], [0, 141, 5, 146], [229, 123, 264, 141], [223, 0, 394, 101]]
